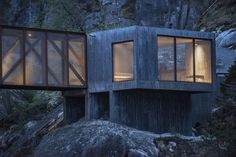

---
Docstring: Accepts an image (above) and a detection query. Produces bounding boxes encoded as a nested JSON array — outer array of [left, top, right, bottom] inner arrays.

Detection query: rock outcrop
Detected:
[[0, 105, 63, 157], [33, 120, 218, 157]]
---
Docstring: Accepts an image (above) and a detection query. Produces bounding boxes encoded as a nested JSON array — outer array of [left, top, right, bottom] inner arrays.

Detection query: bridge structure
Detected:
[[0, 25, 86, 90], [0, 25, 216, 135]]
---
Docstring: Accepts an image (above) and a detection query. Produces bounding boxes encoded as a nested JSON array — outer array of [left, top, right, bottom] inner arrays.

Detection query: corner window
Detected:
[[157, 36, 212, 83], [113, 41, 134, 82], [157, 36, 175, 81]]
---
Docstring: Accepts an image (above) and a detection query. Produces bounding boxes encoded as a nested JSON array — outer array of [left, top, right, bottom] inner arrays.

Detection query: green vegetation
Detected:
[[204, 60, 236, 157], [221, 60, 236, 100], [0, 90, 62, 129]]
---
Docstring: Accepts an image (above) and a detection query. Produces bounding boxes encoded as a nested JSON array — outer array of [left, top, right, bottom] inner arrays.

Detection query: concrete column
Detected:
[[63, 90, 86, 124]]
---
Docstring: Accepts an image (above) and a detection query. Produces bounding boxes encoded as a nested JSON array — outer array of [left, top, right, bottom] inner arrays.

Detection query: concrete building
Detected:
[[0, 25, 215, 135]]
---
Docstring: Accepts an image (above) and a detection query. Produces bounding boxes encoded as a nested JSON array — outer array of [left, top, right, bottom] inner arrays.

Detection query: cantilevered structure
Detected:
[[0, 25, 215, 135]]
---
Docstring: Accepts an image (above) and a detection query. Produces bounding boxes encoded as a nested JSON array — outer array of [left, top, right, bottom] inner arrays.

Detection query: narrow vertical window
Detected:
[[1, 29, 23, 85], [176, 38, 194, 82], [25, 31, 44, 85], [157, 36, 175, 81], [113, 41, 134, 82], [194, 39, 212, 83], [47, 33, 65, 86], [68, 35, 86, 86]]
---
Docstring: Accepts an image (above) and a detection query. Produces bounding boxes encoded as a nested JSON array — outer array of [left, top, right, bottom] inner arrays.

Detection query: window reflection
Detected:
[[157, 36, 175, 81], [176, 38, 193, 82], [157, 36, 212, 83], [0, 27, 86, 87], [47, 34, 64, 86], [113, 41, 134, 82]]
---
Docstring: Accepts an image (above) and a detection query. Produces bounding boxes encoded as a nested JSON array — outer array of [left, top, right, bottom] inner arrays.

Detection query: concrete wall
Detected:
[[109, 90, 192, 135], [65, 26, 216, 135]]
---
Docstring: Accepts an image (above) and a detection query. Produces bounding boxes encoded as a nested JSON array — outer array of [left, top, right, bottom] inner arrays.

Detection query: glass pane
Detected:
[[195, 39, 212, 83], [113, 41, 134, 82], [157, 36, 175, 81], [176, 38, 194, 82], [47, 34, 64, 86], [25, 31, 44, 85], [2, 29, 23, 85], [68, 36, 85, 85]]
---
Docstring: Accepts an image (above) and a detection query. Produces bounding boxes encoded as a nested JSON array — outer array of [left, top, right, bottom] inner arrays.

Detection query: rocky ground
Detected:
[[33, 120, 219, 157], [0, 105, 63, 157]]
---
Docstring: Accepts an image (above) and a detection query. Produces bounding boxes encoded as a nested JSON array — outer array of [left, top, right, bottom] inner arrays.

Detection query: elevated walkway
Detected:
[[0, 25, 86, 90]]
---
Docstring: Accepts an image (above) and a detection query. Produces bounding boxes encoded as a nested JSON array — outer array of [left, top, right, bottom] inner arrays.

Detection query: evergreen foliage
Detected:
[[0, 90, 62, 129], [205, 60, 236, 157], [220, 60, 236, 101]]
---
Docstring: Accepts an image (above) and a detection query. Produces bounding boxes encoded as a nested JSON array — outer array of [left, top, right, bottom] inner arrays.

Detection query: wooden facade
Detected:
[[0, 25, 87, 90], [0, 25, 216, 135], [86, 26, 215, 135]]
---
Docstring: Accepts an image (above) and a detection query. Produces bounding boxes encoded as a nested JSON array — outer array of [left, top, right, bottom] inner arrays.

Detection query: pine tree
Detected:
[[220, 60, 236, 101]]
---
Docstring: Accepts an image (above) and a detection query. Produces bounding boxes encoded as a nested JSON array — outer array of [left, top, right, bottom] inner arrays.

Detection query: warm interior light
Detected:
[[113, 41, 134, 82], [114, 73, 133, 80], [195, 45, 207, 81]]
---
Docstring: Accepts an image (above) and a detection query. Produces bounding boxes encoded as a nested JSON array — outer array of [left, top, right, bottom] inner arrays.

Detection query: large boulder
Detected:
[[33, 120, 219, 157], [216, 28, 236, 49], [33, 120, 159, 157]]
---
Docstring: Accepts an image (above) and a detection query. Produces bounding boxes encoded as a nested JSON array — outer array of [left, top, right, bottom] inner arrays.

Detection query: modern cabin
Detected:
[[0, 25, 215, 135]]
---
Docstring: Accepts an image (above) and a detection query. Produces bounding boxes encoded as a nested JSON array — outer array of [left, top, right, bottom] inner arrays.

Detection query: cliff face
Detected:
[[0, 0, 213, 32]]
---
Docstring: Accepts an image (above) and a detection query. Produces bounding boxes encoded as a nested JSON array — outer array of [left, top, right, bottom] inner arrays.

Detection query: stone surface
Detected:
[[128, 149, 150, 157], [33, 120, 218, 157], [33, 120, 159, 157], [217, 28, 236, 49]]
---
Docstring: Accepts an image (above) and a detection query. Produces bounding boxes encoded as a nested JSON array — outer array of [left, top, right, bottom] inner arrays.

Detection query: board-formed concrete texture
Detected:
[[0, 25, 216, 135], [86, 26, 215, 135], [87, 26, 215, 93]]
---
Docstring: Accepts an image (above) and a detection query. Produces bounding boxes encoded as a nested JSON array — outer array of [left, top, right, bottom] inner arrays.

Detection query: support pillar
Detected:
[[63, 90, 86, 124]]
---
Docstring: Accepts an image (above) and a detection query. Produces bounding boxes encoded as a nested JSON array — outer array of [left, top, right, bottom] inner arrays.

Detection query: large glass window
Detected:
[[157, 36, 175, 81], [176, 38, 193, 82], [157, 36, 212, 83], [113, 41, 134, 82], [195, 39, 212, 83]]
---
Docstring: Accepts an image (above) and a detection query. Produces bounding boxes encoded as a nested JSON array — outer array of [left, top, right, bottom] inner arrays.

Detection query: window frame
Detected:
[[157, 35, 213, 84], [112, 40, 135, 83], [0, 25, 87, 90]]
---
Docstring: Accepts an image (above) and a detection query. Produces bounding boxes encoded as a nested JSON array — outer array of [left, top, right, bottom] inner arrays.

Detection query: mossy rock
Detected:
[[121, 0, 136, 19]]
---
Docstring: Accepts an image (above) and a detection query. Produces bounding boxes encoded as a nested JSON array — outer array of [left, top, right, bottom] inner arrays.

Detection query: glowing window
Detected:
[[176, 38, 194, 82], [113, 41, 134, 82], [195, 39, 212, 83]]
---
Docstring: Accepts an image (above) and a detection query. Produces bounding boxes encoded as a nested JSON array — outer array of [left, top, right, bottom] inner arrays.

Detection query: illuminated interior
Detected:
[[0, 28, 86, 87], [176, 38, 193, 82], [68, 35, 85, 85], [195, 39, 212, 83], [47, 33, 64, 86], [25, 31, 44, 85], [157, 36, 175, 81], [2, 29, 23, 85], [113, 41, 134, 82], [157, 36, 212, 83]]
